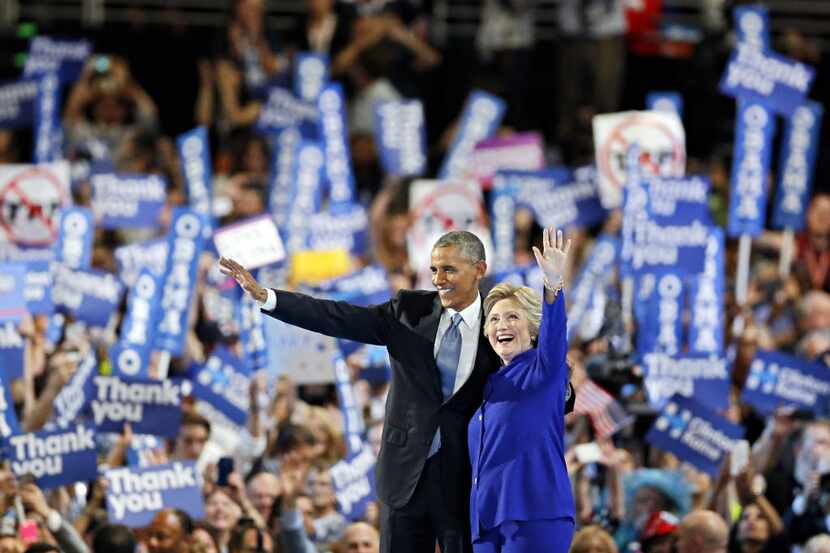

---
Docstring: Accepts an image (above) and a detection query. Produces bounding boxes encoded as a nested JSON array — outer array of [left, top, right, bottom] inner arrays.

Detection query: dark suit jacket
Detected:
[[263, 288, 500, 516]]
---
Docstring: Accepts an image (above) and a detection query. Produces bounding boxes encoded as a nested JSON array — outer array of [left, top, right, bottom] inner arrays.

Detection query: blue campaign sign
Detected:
[[308, 202, 368, 255], [734, 5, 769, 50], [54, 207, 94, 269], [91, 173, 166, 229], [23, 36, 92, 82], [439, 90, 506, 179], [126, 434, 162, 467], [719, 43, 815, 117], [742, 350, 830, 415], [154, 209, 207, 355], [256, 86, 318, 133], [33, 73, 62, 164], [109, 343, 151, 381], [318, 83, 356, 209], [646, 92, 684, 118], [294, 53, 328, 102], [507, 168, 607, 231], [177, 127, 212, 223], [50, 352, 97, 429], [0, 78, 39, 129], [105, 461, 204, 528], [629, 214, 709, 275], [111, 270, 162, 378], [373, 100, 427, 177], [52, 265, 124, 328], [269, 127, 301, 230], [201, 262, 241, 340], [285, 141, 324, 253], [647, 394, 744, 476], [687, 228, 725, 355], [618, 147, 709, 274], [8, 425, 98, 490], [114, 238, 167, 288], [334, 354, 365, 455], [314, 264, 392, 307], [490, 173, 518, 272], [239, 295, 268, 372], [567, 235, 620, 342], [636, 271, 685, 357], [0, 322, 25, 382], [772, 101, 823, 230], [728, 101, 776, 237], [23, 260, 53, 314], [331, 443, 377, 521], [0, 263, 26, 323], [0, 375, 21, 440], [190, 346, 250, 427], [89, 376, 184, 437], [646, 175, 711, 223], [642, 353, 730, 412]]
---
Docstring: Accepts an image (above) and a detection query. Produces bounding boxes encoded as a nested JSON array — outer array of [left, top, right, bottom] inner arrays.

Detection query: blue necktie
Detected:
[[429, 313, 463, 457], [437, 313, 463, 399]]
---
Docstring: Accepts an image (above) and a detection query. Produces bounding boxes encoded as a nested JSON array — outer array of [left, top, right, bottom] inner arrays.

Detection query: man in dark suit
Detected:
[[220, 230, 573, 553]]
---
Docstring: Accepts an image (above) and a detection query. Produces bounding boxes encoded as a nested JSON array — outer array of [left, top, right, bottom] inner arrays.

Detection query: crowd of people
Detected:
[[0, 0, 829, 552]]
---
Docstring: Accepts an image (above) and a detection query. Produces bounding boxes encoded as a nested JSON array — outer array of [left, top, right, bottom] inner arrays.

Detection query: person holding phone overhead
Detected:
[[469, 227, 575, 553], [220, 230, 575, 553]]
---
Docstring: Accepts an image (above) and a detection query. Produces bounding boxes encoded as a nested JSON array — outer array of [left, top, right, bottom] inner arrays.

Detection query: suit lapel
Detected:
[[414, 294, 444, 397], [414, 293, 443, 344]]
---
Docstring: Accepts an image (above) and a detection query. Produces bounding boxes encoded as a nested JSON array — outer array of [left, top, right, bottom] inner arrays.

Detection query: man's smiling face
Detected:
[[430, 245, 486, 311]]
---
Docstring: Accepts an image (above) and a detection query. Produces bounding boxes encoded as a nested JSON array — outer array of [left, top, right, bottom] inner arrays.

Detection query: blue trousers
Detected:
[[472, 519, 574, 553]]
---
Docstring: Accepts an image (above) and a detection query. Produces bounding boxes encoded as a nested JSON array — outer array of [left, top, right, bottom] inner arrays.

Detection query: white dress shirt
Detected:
[[434, 295, 482, 396], [261, 288, 277, 311], [260, 289, 481, 395]]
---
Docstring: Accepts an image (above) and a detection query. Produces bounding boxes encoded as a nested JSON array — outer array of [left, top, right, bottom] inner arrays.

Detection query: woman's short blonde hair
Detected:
[[570, 525, 619, 553], [483, 283, 542, 340]]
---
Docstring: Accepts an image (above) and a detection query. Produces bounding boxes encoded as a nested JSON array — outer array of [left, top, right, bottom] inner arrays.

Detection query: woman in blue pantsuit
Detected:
[[468, 227, 575, 553]]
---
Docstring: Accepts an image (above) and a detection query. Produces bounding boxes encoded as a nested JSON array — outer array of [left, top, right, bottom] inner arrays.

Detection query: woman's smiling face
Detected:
[[486, 297, 533, 364]]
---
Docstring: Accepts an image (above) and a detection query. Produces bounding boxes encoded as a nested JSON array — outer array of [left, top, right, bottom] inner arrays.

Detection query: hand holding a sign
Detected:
[[218, 257, 268, 303], [532, 227, 572, 301], [18, 481, 50, 519]]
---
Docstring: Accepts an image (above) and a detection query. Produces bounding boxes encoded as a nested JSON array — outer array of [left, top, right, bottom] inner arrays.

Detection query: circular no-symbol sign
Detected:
[[597, 112, 685, 191], [0, 166, 66, 246]]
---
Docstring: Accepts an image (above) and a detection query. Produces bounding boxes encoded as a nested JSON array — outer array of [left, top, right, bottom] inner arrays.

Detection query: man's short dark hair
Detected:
[[432, 230, 486, 264], [180, 410, 211, 436], [92, 524, 138, 553], [170, 508, 194, 534], [274, 423, 318, 455]]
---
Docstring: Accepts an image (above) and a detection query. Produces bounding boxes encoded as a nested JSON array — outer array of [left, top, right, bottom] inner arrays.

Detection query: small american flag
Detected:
[[573, 379, 633, 438]]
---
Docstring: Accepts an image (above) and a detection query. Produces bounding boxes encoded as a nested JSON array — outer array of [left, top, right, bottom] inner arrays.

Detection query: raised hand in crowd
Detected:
[[219, 257, 268, 303], [21, 348, 82, 432], [226, 471, 266, 530], [18, 481, 50, 520]]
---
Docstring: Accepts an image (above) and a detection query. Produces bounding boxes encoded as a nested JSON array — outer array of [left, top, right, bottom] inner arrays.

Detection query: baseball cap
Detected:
[[640, 511, 679, 542]]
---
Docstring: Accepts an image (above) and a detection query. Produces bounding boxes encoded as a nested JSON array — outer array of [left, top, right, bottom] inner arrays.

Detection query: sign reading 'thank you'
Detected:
[[105, 461, 204, 528]]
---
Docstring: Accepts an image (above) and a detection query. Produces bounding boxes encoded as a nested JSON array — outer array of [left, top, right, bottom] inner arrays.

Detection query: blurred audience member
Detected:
[[215, 0, 284, 130], [64, 55, 158, 155], [675, 510, 729, 553]]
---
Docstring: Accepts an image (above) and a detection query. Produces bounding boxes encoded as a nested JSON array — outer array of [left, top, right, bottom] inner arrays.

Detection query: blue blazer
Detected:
[[468, 291, 575, 539]]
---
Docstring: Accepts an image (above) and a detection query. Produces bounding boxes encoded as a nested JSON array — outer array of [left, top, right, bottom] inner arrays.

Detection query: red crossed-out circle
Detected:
[[598, 113, 685, 191], [0, 165, 66, 246], [410, 181, 488, 232]]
